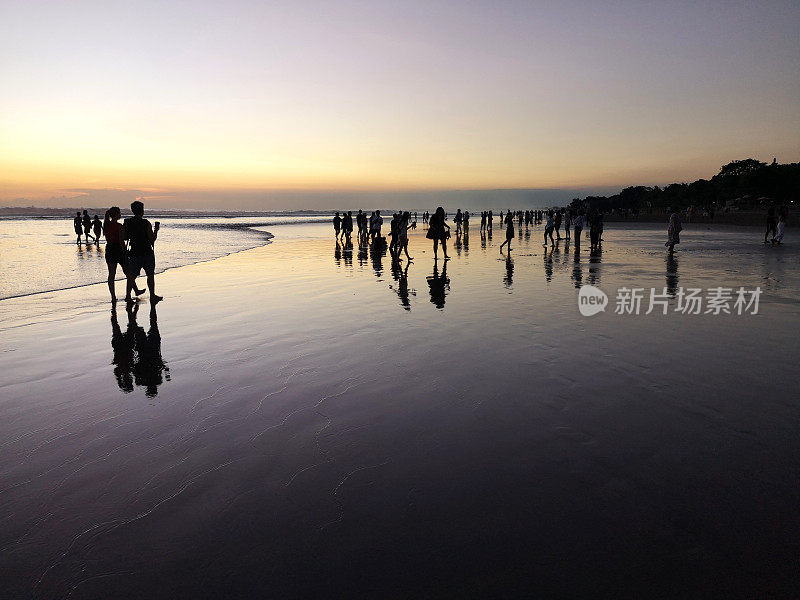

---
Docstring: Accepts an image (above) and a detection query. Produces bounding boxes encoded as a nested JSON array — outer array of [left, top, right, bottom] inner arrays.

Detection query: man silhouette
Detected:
[[124, 200, 162, 303]]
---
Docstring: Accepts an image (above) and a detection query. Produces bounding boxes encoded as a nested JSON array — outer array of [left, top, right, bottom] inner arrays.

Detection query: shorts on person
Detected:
[[106, 245, 128, 267], [128, 253, 155, 276]]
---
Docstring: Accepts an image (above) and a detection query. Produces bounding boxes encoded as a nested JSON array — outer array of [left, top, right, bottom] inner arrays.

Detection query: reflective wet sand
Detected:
[[1, 222, 799, 598]]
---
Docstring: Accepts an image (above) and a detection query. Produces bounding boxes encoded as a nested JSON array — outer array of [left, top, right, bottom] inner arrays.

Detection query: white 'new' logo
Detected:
[[578, 285, 608, 316]]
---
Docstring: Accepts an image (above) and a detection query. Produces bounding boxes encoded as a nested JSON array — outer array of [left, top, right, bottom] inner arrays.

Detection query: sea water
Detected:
[[0, 215, 330, 299]]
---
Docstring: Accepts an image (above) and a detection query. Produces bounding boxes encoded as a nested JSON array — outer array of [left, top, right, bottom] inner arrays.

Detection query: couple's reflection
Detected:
[[427, 261, 450, 309], [111, 303, 170, 397]]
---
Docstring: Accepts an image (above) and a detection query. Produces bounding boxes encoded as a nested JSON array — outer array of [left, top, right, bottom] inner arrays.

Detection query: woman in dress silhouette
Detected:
[[426, 207, 451, 260]]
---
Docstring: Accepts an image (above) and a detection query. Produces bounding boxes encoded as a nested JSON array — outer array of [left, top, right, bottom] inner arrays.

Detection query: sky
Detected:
[[1, 0, 798, 209]]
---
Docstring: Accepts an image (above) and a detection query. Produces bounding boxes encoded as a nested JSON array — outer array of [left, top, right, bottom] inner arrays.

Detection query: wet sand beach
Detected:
[[1, 222, 799, 599]]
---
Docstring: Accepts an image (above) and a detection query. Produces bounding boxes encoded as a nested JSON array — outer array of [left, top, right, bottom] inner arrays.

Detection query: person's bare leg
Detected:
[[147, 273, 162, 302], [403, 241, 412, 261], [442, 240, 449, 259], [433, 240, 438, 260], [107, 264, 118, 302], [125, 274, 136, 302]]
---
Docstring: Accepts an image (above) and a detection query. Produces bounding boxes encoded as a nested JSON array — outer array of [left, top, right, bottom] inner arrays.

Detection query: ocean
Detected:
[[0, 215, 330, 300]]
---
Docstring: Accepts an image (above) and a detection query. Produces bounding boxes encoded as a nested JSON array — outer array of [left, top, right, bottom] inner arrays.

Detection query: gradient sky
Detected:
[[1, 0, 799, 208]]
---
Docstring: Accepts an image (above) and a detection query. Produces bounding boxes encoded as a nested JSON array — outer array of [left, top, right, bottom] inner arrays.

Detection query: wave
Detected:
[[0, 220, 286, 301]]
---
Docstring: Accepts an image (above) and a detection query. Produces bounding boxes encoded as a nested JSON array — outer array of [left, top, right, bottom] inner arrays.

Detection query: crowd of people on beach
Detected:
[[69, 200, 789, 305], [331, 207, 614, 260]]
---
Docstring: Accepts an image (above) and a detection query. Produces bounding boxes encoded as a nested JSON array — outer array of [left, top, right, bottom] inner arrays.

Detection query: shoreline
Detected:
[[0, 229, 275, 303], [0, 219, 787, 304]]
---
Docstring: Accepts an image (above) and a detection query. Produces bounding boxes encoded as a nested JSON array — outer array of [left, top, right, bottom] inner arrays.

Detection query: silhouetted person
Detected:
[[356, 209, 366, 239], [104, 206, 144, 302], [82, 210, 94, 243], [665, 212, 682, 255], [73, 212, 83, 244], [426, 207, 451, 260], [398, 211, 414, 261], [124, 200, 162, 303], [564, 210, 572, 240], [573, 212, 584, 248], [92, 215, 102, 242], [499, 211, 514, 252], [773, 215, 786, 245], [554, 211, 562, 240], [370, 210, 383, 241], [765, 205, 777, 243], [388, 212, 400, 252], [453, 209, 463, 235], [343, 211, 353, 239], [427, 261, 449, 309], [544, 212, 555, 246], [333, 211, 342, 238], [111, 303, 170, 397], [589, 212, 603, 250]]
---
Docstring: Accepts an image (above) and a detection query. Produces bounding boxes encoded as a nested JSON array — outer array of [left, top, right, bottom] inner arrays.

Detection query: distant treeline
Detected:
[[569, 159, 800, 214]]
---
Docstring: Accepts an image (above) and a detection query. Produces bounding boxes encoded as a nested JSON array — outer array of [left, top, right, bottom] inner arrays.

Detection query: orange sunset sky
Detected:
[[1, 1, 798, 209]]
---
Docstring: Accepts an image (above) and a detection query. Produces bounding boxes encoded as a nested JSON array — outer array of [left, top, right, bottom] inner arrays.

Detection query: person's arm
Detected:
[[147, 221, 159, 243]]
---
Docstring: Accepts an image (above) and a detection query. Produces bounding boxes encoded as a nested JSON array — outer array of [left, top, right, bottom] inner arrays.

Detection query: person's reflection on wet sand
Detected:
[[111, 303, 170, 397], [390, 260, 413, 310], [111, 308, 135, 393], [480, 230, 487, 250], [427, 261, 449, 309], [357, 237, 368, 268], [666, 253, 679, 298], [370, 238, 386, 278], [571, 247, 583, 288], [588, 245, 602, 286], [503, 253, 514, 289], [543, 247, 554, 283], [342, 237, 353, 268], [462, 230, 469, 256], [334, 240, 342, 266]]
